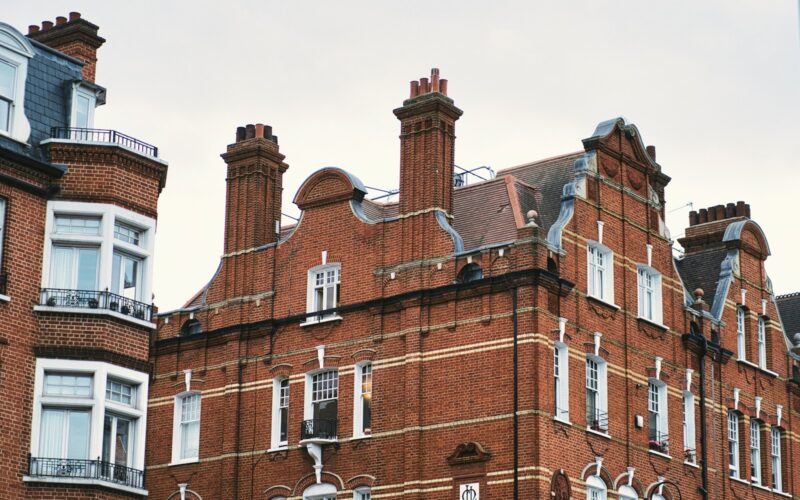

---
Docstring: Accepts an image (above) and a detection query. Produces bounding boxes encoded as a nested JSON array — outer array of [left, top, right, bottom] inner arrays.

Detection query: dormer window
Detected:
[[456, 263, 483, 283], [0, 22, 33, 142], [71, 85, 96, 129], [0, 59, 16, 132]]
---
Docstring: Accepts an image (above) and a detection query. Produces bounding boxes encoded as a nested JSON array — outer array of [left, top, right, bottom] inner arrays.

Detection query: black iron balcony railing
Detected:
[[28, 456, 144, 490], [586, 408, 609, 432], [51, 127, 159, 158], [648, 431, 670, 454], [300, 419, 337, 441], [40, 288, 153, 322]]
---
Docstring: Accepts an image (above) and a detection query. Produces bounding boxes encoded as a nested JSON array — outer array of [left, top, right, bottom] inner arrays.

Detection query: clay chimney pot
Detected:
[[69, 12, 81, 21], [56, 16, 67, 26], [28, 25, 40, 34], [255, 123, 265, 139], [440, 79, 448, 96], [42, 21, 53, 30]]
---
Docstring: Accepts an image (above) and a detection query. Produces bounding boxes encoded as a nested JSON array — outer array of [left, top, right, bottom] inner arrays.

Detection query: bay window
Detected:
[[27, 359, 148, 492], [39, 202, 156, 323]]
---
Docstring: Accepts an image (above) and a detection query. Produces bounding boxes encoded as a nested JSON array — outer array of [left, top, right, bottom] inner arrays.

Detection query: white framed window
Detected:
[[305, 264, 341, 323], [270, 377, 289, 449], [757, 316, 767, 369], [39, 202, 156, 323], [172, 393, 201, 463], [771, 427, 782, 491], [353, 362, 372, 437], [617, 485, 637, 500], [683, 392, 696, 463], [585, 356, 608, 432], [554, 342, 569, 421], [303, 370, 339, 440], [648, 380, 669, 454], [637, 266, 662, 324], [70, 83, 97, 129], [728, 411, 740, 478], [0, 22, 33, 142], [750, 419, 761, 484], [585, 475, 607, 500], [587, 243, 614, 303], [0, 197, 6, 278], [736, 307, 746, 360], [354, 487, 371, 500], [28, 359, 148, 486]]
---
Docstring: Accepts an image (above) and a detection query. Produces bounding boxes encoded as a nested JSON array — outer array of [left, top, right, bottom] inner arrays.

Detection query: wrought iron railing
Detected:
[[587, 408, 609, 432], [648, 431, 669, 454], [28, 456, 144, 490], [51, 127, 159, 158], [40, 288, 153, 322], [300, 419, 337, 441]]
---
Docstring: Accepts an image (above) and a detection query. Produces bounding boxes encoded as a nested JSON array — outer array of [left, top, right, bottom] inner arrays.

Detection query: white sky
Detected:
[[8, 1, 800, 310]]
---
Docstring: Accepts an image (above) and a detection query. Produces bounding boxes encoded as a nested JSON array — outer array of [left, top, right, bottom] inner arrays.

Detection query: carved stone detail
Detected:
[[447, 442, 492, 466]]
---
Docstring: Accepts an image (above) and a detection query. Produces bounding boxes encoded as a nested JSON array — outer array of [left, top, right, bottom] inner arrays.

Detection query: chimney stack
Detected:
[[220, 123, 287, 255], [27, 12, 106, 83], [393, 68, 462, 217], [688, 201, 750, 227]]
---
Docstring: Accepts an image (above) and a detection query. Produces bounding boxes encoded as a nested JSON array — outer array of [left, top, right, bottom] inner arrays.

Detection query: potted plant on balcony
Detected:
[[88, 298, 99, 309], [46, 296, 57, 307], [134, 308, 145, 320], [649, 439, 667, 454], [120, 305, 131, 315]]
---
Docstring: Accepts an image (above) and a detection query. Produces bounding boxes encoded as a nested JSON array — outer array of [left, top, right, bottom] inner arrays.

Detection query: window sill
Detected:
[[752, 483, 771, 492], [267, 446, 289, 453], [586, 295, 620, 311], [586, 428, 610, 439], [23, 475, 148, 496], [736, 359, 778, 378], [773, 489, 791, 498], [553, 416, 572, 426], [350, 434, 372, 441], [683, 461, 699, 469], [0, 293, 9, 303], [33, 305, 156, 329], [636, 317, 668, 331], [729, 476, 749, 486], [647, 450, 672, 460], [168, 457, 198, 467], [300, 315, 343, 327]]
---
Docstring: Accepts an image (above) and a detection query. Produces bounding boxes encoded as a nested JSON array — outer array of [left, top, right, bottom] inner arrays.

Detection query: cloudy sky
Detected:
[[8, 1, 800, 310]]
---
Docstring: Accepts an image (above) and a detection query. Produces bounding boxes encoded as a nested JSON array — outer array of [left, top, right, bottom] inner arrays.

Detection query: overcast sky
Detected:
[[8, 1, 800, 310]]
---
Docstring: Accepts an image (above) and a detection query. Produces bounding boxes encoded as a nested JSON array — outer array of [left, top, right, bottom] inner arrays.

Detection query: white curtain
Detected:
[[39, 409, 65, 457], [50, 247, 73, 289]]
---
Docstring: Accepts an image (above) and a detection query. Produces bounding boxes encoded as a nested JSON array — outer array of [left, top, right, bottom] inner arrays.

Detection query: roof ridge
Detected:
[[777, 292, 800, 299], [498, 150, 584, 175], [453, 175, 508, 192]]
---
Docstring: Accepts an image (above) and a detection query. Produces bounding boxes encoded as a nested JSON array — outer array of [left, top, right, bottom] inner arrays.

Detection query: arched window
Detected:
[[618, 484, 638, 500], [585, 475, 606, 500], [456, 263, 483, 283], [302, 482, 337, 499], [0, 22, 33, 142], [181, 319, 202, 336]]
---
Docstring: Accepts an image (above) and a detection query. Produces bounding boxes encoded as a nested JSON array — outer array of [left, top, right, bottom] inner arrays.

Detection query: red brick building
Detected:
[[145, 67, 800, 500], [0, 13, 167, 499]]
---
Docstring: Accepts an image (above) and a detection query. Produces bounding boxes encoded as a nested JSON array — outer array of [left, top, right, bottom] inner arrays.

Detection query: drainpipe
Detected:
[[512, 287, 519, 500], [697, 336, 709, 500]]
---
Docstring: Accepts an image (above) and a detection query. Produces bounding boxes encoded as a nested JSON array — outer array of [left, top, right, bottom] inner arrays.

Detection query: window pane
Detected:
[[0, 98, 8, 132], [54, 215, 101, 235], [39, 409, 66, 457], [106, 379, 136, 406], [66, 411, 90, 459], [114, 222, 141, 245], [76, 248, 99, 290], [114, 418, 131, 466], [45, 372, 92, 397], [75, 93, 90, 128], [181, 420, 199, 459]]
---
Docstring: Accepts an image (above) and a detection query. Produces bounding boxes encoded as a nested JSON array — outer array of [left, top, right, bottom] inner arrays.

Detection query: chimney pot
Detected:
[[236, 126, 246, 142], [69, 12, 81, 21], [745, 204, 750, 218], [698, 208, 708, 224], [420, 77, 429, 94], [410, 81, 419, 98], [28, 25, 40, 34], [713, 204, 725, 221], [56, 16, 67, 25], [42, 21, 53, 30], [431, 68, 440, 92], [646, 145, 656, 161], [245, 124, 255, 139], [264, 125, 273, 139], [689, 210, 698, 226], [271, 135, 278, 145], [440, 79, 448, 96], [725, 203, 736, 218], [735, 201, 746, 217], [255, 123, 265, 139]]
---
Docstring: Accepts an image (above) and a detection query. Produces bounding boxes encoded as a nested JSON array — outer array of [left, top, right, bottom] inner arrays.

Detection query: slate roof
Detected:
[[777, 293, 800, 338], [674, 249, 728, 305], [0, 40, 83, 163]]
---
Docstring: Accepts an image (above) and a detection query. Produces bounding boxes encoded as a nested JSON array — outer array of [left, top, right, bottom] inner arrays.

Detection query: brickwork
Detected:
[[146, 76, 800, 500]]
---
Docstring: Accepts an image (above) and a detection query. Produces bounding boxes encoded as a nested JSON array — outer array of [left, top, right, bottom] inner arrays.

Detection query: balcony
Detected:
[[27, 456, 145, 493], [586, 409, 609, 433], [40, 288, 153, 323], [648, 431, 669, 454], [50, 127, 159, 158], [300, 419, 337, 444]]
